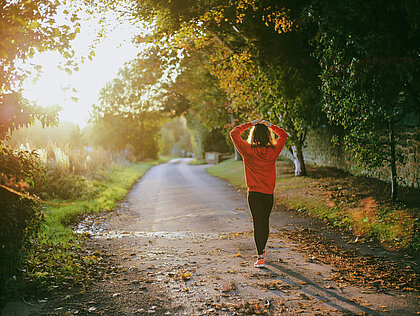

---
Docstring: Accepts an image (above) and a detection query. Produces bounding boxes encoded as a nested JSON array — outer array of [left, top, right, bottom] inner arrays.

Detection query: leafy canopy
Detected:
[[312, 0, 420, 168], [0, 0, 80, 139]]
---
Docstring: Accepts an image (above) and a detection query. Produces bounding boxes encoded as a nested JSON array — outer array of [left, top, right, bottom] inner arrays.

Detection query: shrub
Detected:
[[34, 169, 92, 200], [0, 142, 45, 295], [0, 190, 44, 295], [28, 143, 131, 200]]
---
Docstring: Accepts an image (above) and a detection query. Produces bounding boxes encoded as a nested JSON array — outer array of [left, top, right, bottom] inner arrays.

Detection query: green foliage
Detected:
[[158, 52, 233, 158], [160, 117, 192, 156], [90, 112, 162, 160], [0, 141, 45, 293], [126, 0, 325, 175], [35, 170, 92, 201], [185, 113, 230, 159], [0, 141, 43, 190], [0, 94, 61, 140], [127, 0, 419, 183], [6, 122, 137, 200], [0, 0, 84, 291], [0, 191, 44, 294], [0, 133, 138, 296], [90, 54, 167, 160], [170, 54, 231, 129], [185, 114, 209, 160], [0, 0, 80, 139], [203, 129, 231, 153], [312, 0, 420, 168]]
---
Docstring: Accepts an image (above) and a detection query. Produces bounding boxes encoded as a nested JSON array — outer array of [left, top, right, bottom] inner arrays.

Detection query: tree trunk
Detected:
[[139, 116, 144, 160], [234, 147, 242, 161], [291, 145, 307, 176], [389, 121, 398, 201], [231, 113, 242, 161]]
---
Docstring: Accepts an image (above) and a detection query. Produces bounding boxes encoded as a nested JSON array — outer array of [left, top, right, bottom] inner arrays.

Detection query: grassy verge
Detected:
[[207, 158, 246, 188], [207, 158, 420, 253], [24, 158, 168, 289], [190, 159, 207, 165]]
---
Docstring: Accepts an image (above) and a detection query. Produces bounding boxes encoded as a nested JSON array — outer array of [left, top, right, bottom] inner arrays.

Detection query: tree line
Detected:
[[1, 0, 419, 202], [104, 0, 418, 201]]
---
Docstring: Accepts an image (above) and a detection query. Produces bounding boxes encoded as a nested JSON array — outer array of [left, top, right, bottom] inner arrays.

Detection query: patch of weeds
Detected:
[[24, 235, 84, 288], [408, 219, 420, 254], [0, 193, 44, 300], [370, 203, 417, 250], [34, 170, 91, 200]]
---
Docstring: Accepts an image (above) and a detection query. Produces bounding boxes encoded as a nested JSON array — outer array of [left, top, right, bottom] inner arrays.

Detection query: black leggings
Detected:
[[247, 191, 274, 256]]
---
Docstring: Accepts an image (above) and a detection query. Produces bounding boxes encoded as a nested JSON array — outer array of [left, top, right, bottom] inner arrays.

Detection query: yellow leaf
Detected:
[[0, 50, 8, 59], [28, 21, 40, 30]]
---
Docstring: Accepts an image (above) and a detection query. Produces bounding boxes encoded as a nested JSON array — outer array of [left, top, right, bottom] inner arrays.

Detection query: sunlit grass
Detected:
[[26, 159, 166, 287], [190, 158, 207, 165], [206, 158, 246, 188], [44, 160, 163, 236]]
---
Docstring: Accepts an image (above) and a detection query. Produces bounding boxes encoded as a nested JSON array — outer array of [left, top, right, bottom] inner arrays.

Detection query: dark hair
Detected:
[[247, 123, 277, 148]]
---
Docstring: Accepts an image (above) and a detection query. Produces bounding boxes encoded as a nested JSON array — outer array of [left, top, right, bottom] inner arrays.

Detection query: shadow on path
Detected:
[[266, 262, 381, 315]]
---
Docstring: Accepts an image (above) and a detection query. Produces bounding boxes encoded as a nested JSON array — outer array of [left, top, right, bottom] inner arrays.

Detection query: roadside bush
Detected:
[[0, 139, 132, 297], [0, 143, 45, 296], [26, 142, 131, 200], [0, 190, 44, 295], [34, 170, 92, 200]]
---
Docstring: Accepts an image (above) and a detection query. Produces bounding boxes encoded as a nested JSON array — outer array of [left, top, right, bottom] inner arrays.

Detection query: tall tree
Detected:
[[161, 52, 233, 158], [90, 52, 166, 159], [312, 0, 420, 200], [128, 0, 324, 175]]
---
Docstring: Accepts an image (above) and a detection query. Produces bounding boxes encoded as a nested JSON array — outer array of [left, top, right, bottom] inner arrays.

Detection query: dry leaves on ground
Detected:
[[271, 228, 419, 292]]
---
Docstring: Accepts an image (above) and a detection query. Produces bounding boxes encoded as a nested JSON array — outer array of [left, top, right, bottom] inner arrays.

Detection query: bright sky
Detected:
[[21, 8, 144, 127]]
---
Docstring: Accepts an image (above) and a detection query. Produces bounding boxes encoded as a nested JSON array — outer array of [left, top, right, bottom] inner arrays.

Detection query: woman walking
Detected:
[[230, 119, 288, 268]]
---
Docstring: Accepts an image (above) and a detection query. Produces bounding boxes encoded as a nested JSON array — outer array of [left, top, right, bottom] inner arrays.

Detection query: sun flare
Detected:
[[21, 10, 143, 126]]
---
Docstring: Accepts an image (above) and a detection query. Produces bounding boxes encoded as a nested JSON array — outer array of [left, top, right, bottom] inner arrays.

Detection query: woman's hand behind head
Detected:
[[261, 120, 272, 127]]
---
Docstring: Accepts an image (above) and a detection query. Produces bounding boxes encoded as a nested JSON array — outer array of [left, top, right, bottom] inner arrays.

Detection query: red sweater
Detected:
[[230, 122, 288, 194]]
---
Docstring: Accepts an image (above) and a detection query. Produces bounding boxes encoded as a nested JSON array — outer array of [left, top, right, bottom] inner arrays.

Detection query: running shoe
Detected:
[[254, 258, 265, 268]]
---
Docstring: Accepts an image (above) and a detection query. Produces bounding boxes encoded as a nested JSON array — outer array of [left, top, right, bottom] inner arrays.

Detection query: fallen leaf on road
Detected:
[[173, 269, 192, 281], [221, 281, 237, 293]]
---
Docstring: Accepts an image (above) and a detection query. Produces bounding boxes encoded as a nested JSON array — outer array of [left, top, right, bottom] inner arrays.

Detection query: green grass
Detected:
[[25, 159, 166, 287], [44, 161, 162, 240], [206, 158, 246, 188], [190, 159, 207, 165]]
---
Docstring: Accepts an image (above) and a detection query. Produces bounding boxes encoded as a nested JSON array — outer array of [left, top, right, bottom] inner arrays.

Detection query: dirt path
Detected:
[[29, 158, 418, 315]]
